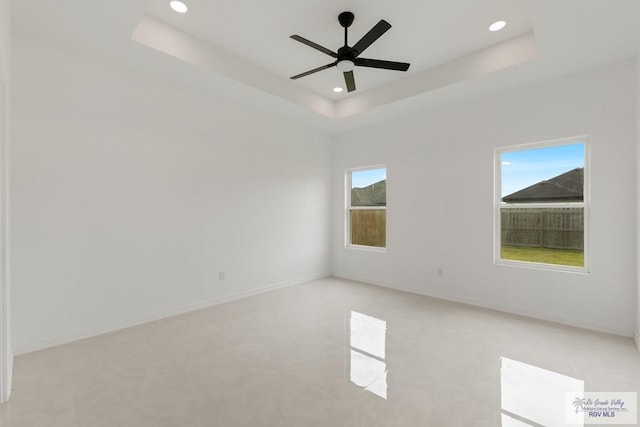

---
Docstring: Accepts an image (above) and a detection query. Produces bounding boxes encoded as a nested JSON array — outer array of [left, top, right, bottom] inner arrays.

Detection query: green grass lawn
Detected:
[[501, 245, 584, 267]]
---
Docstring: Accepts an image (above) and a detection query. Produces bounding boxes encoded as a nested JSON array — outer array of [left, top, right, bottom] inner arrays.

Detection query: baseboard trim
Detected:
[[332, 274, 634, 338], [14, 273, 330, 356]]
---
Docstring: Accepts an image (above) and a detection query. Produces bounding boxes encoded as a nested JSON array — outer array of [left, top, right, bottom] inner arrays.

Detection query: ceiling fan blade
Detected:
[[290, 62, 336, 80], [343, 70, 356, 92], [290, 35, 338, 58], [354, 58, 410, 71], [352, 20, 392, 56]]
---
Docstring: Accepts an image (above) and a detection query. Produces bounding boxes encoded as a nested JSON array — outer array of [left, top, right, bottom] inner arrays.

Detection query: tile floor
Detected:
[[0, 277, 638, 426]]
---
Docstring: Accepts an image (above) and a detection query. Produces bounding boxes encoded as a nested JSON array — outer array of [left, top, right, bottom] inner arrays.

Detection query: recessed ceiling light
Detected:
[[333, 87, 343, 93], [170, 1, 188, 13], [489, 20, 506, 32]]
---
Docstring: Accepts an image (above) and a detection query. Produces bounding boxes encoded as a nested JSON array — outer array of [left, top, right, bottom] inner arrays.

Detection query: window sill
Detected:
[[347, 244, 386, 253], [495, 259, 590, 274]]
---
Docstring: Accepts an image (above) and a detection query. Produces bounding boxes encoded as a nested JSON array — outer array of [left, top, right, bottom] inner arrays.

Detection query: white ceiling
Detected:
[[144, 0, 533, 97], [10, 0, 640, 134]]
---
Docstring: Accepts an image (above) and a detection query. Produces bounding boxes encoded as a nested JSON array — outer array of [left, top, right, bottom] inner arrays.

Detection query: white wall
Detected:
[[9, 38, 639, 355], [636, 52, 640, 350], [332, 60, 637, 336], [10, 39, 332, 353], [0, 0, 12, 402]]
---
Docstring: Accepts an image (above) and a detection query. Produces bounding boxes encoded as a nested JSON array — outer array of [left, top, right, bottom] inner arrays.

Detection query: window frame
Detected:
[[346, 164, 387, 252], [494, 136, 590, 273]]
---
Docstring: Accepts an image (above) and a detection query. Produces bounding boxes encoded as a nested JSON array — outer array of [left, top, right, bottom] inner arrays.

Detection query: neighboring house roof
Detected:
[[502, 168, 583, 203], [352, 180, 386, 206]]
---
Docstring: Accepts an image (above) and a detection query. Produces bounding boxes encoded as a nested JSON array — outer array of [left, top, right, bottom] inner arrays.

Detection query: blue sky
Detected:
[[352, 167, 386, 188], [501, 142, 585, 197]]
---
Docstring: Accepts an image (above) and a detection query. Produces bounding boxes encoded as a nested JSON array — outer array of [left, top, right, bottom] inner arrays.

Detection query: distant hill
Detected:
[[502, 168, 583, 203], [352, 180, 386, 206]]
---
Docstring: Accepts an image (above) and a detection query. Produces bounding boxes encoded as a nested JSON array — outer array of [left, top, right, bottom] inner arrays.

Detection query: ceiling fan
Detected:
[[290, 11, 410, 92]]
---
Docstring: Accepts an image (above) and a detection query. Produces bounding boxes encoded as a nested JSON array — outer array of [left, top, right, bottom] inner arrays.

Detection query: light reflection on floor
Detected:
[[501, 357, 584, 426], [349, 311, 388, 399]]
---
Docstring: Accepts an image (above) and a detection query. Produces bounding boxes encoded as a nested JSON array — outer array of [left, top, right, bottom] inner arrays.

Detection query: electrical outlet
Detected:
[[219, 271, 225, 281], [437, 268, 444, 277]]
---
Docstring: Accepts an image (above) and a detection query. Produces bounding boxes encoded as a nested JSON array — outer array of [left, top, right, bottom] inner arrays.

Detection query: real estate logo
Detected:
[[566, 392, 637, 425], [572, 397, 585, 413]]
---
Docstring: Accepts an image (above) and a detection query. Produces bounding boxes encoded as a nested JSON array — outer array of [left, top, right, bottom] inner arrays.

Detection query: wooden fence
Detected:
[[349, 207, 582, 250], [501, 208, 583, 250], [350, 209, 386, 247]]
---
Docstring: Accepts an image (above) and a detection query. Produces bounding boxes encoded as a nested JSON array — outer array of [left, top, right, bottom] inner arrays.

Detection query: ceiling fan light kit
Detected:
[[336, 60, 355, 72], [290, 11, 411, 93]]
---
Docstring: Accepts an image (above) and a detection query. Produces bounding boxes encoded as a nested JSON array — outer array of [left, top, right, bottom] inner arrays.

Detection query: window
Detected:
[[495, 138, 588, 270], [347, 166, 386, 249]]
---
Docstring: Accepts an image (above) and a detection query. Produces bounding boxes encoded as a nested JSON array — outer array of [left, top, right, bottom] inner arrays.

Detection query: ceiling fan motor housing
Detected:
[[338, 46, 357, 61]]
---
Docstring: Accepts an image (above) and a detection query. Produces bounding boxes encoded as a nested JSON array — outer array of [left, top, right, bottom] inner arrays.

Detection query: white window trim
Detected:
[[346, 165, 387, 252], [494, 136, 590, 273]]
